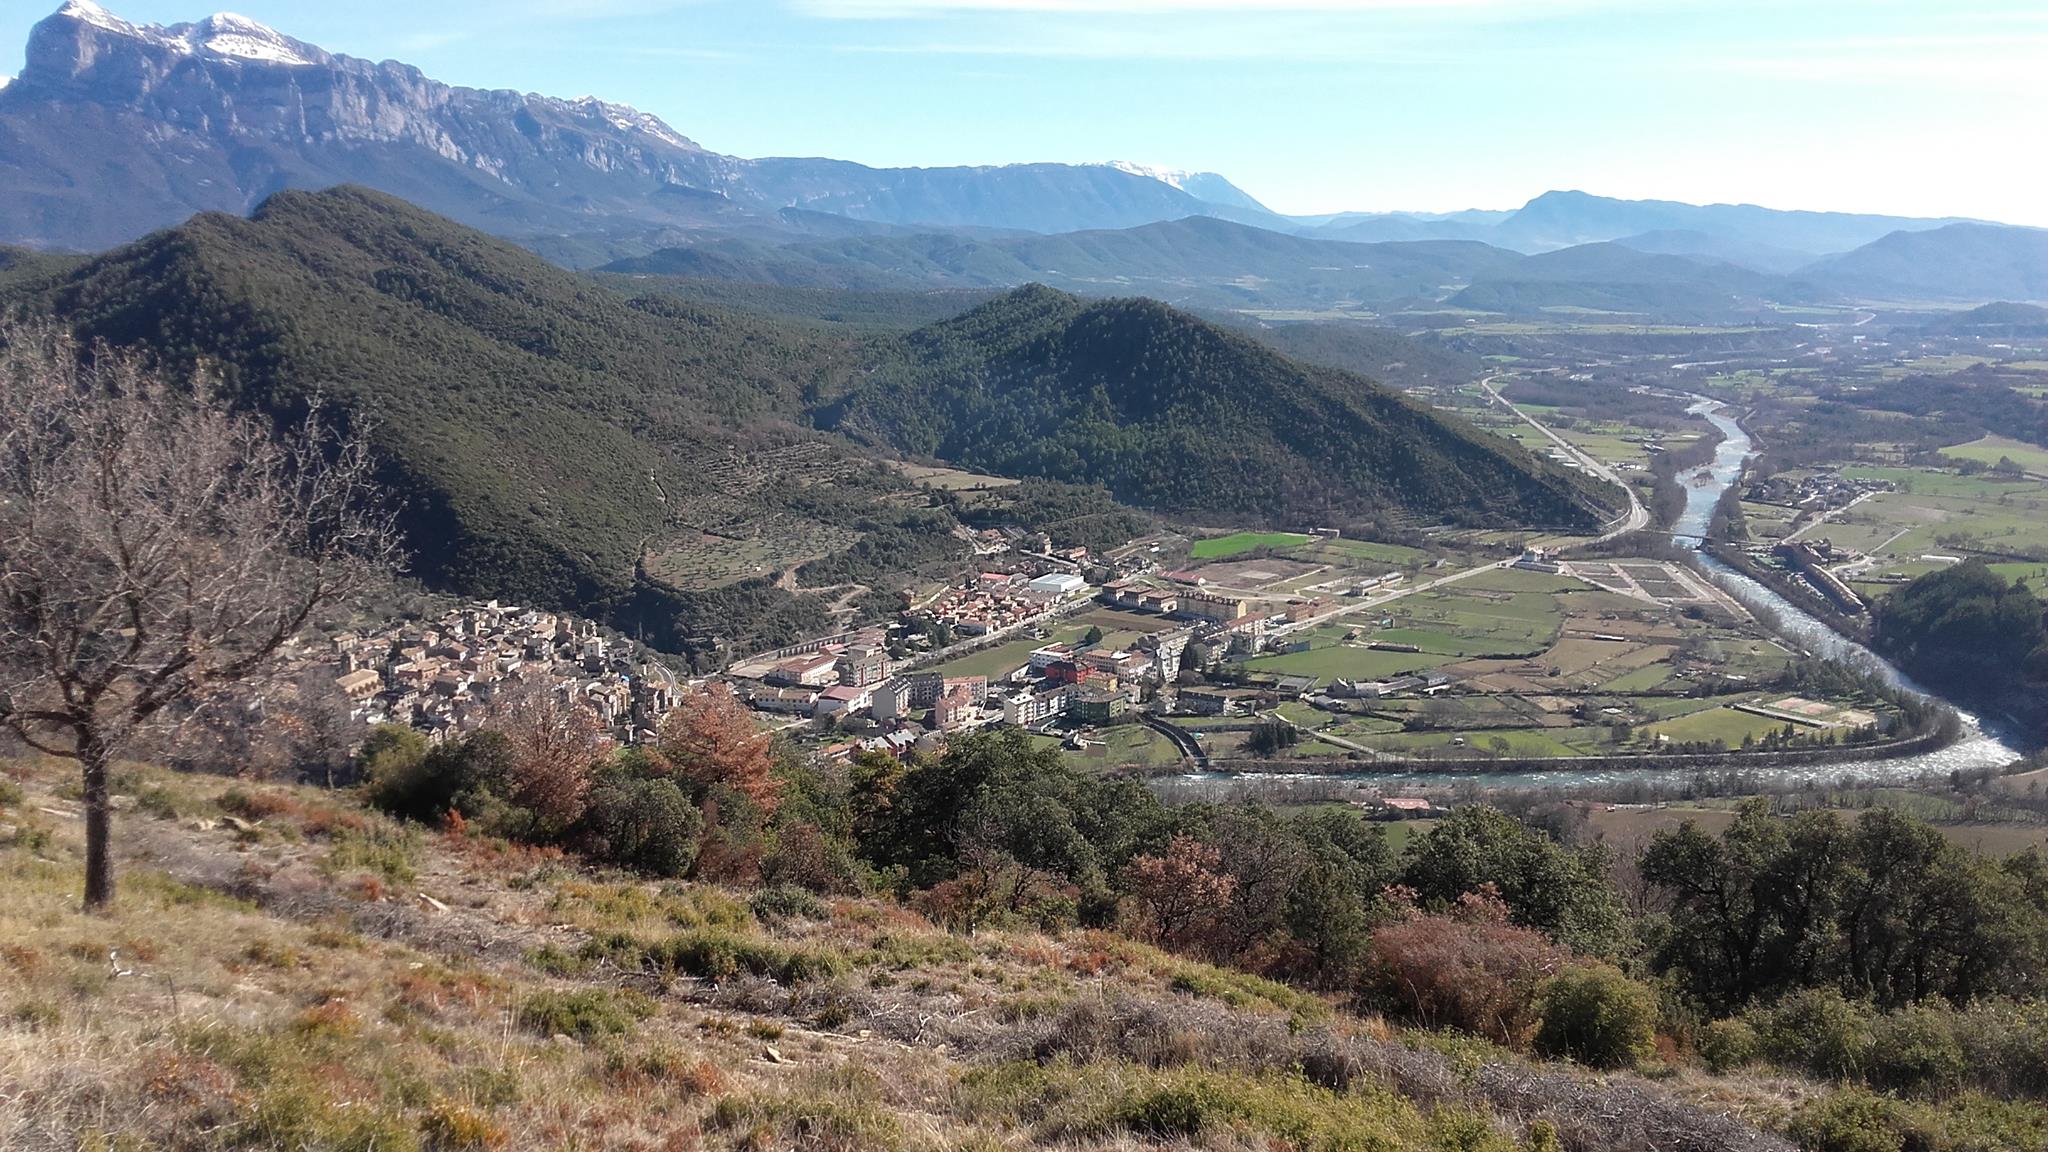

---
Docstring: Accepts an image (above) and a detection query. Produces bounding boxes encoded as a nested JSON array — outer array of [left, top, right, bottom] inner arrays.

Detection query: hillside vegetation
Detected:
[[826, 286, 1617, 531], [5, 188, 1623, 659], [11, 714, 2048, 1151]]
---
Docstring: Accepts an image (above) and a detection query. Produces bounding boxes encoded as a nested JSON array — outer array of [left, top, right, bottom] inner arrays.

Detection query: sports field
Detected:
[[1190, 531, 1314, 559]]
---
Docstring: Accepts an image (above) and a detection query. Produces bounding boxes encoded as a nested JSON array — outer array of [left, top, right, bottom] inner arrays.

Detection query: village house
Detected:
[[1067, 686, 1130, 726], [933, 683, 980, 730], [1001, 685, 1073, 727], [813, 684, 875, 718], [1178, 686, 1265, 717]]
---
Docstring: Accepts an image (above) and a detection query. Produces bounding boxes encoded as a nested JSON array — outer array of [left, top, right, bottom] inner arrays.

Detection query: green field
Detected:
[[932, 638, 1042, 680], [1642, 705, 1786, 748], [1809, 468, 2048, 563], [1191, 531, 1314, 559], [1360, 727, 1594, 758], [1062, 724, 1184, 770], [1598, 664, 1677, 692], [1940, 435, 2048, 475]]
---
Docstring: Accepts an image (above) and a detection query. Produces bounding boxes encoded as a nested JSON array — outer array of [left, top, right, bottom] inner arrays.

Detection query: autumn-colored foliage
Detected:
[[1363, 886, 1567, 1048], [660, 685, 780, 816], [482, 681, 608, 838], [1120, 835, 1238, 953]]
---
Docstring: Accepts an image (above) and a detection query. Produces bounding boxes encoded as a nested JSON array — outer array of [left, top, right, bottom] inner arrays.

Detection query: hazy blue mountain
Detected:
[[1098, 163, 1278, 218], [1609, 229, 1822, 275], [1801, 224, 2048, 302], [604, 216, 1526, 311], [1916, 301, 2048, 332], [1304, 191, 1980, 263], [1486, 191, 1974, 255], [1446, 241, 1831, 322]]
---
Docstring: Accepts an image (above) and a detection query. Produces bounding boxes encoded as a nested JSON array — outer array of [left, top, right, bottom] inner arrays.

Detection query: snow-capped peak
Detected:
[[187, 12, 316, 65], [0, 76, 12, 91], [565, 95, 696, 151], [49, 3, 319, 66], [1102, 161, 1200, 191], [57, 0, 137, 35]]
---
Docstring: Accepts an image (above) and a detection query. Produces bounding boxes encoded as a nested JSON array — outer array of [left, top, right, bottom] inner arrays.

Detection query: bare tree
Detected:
[[0, 325, 398, 910]]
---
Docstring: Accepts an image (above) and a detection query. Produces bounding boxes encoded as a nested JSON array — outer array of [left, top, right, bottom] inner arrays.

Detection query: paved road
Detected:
[[1478, 373, 1649, 540], [1280, 375, 1647, 636]]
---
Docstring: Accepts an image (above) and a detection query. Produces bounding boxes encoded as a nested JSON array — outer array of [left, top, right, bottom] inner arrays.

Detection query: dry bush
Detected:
[[1363, 898, 1567, 1048]]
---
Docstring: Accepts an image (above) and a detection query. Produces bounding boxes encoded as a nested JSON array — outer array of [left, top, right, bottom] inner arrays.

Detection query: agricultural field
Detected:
[[1222, 550, 1861, 761], [643, 516, 862, 590], [1640, 705, 1791, 748], [1190, 531, 1314, 559], [1940, 435, 2048, 476], [887, 461, 1021, 491], [1812, 468, 2048, 562], [930, 636, 1044, 681], [1037, 724, 1186, 771]]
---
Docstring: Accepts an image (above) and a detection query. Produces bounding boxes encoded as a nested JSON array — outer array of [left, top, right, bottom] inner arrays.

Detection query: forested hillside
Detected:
[[1874, 560, 2048, 691], [825, 286, 1618, 530], [0, 186, 951, 663]]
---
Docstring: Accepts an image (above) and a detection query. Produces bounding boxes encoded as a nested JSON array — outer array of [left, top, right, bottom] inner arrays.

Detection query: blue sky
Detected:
[[7, 0, 2045, 223]]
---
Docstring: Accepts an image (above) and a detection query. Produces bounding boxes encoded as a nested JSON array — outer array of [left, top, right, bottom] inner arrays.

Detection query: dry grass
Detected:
[[0, 757, 1798, 1151]]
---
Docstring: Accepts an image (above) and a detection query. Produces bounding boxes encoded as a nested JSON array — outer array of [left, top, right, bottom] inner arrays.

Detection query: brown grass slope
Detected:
[[0, 759, 1797, 1152]]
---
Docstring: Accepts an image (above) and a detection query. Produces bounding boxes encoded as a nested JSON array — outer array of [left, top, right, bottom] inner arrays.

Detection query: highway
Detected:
[[1478, 373, 1649, 540]]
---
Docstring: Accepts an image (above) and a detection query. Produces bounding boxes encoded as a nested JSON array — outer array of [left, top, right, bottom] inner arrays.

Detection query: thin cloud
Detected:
[[1702, 33, 2048, 92], [802, 0, 1522, 13]]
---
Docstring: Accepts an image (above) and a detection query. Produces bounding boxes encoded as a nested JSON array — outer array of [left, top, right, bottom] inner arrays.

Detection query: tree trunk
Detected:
[[81, 734, 115, 912]]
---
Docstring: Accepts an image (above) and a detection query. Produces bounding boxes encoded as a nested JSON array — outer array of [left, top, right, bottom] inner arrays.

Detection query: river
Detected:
[[1167, 399, 2025, 797]]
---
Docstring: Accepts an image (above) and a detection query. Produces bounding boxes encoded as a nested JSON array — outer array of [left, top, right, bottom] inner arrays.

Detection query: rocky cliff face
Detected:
[[0, 1, 1238, 252]]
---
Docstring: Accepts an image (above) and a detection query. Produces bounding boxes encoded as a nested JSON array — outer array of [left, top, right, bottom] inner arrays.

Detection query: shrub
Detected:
[[136, 785, 183, 820], [630, 929, 847, 985], [1786, 1089, 1912, 1152], [707, 1091, 902, 1150], [360, 725, 435, 817], [1698, 1018, 1760, 1074], [750, 884, 830, 924], [1532, 964, 1658, 1070], [1363, 911, 1566, 1048], [575, 776, 702, 877], [1866, 1005, 1967, 1097], [218, 787, 297, 821], [322, 821, 421, 884], [421, 1101, 508, 1151], [1955, 1000, 2048, 1100], [1749, 989, 1873, 1081], [515, 989, 650, 1041]]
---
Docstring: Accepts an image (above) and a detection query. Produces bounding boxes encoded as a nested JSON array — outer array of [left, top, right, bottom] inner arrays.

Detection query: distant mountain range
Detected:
[[1801, 224, 2048, 304], [0, 1, 1269, 249], [1310, 190, 1983, 262], [599, 216, 1528, 312], [2, 2, 2042, 310]]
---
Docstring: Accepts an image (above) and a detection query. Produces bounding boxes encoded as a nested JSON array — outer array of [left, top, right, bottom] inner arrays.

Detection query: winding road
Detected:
[[1279, 374, 1646, 636]]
